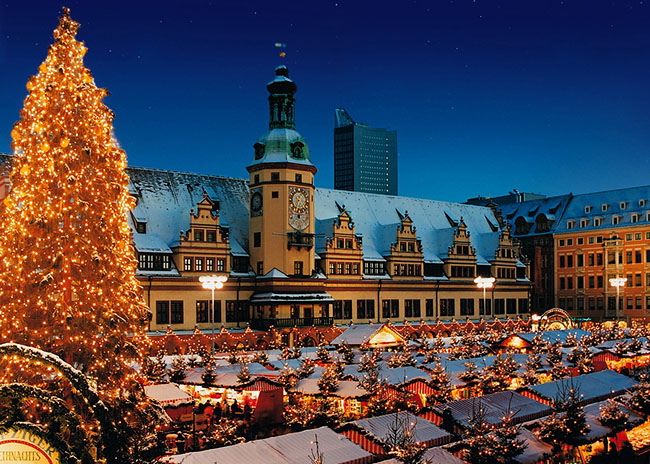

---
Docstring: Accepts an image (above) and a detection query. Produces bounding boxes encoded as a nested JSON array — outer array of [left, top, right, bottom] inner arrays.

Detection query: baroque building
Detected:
[[0, 66, 532, 340], [500, 187, 650, 323]]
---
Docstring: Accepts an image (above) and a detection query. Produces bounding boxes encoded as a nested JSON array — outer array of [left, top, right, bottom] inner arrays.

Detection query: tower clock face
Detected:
[[250, 189, 263, 217], [289, 186, 310, 230]]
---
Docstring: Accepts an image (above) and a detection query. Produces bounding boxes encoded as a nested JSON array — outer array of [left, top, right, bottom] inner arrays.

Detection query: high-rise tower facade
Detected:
[[334, 108, 397, 196]]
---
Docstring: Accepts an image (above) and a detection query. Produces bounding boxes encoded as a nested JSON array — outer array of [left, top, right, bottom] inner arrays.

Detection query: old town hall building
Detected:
[[0, 67, 533, 338]]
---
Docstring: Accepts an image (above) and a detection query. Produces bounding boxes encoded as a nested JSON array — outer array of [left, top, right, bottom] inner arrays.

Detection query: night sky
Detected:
[[1, 1, 649, 202]]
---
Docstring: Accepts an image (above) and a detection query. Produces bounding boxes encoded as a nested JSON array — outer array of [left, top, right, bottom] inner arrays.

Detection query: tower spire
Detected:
[[267, 65, 297, 129]]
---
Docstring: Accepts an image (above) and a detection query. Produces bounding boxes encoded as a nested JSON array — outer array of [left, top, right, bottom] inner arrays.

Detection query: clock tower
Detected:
[[247, 66, 317, 277]]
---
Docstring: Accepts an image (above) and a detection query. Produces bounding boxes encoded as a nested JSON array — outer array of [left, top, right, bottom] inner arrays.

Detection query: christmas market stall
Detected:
[[144, 383, 194, 423], [338, 411, 452, 456], [290, 378, 370, 416], [426, 391, 552, 430], [161, 426, 374, 464], [495, 329, 591, 353], [592, 337, 650, 372], [519, 370, 637, 406], [330, 323, 406, 349]]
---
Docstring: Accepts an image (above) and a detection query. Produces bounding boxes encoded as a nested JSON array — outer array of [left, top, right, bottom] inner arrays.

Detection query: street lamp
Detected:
[[609, 276, 627, 322], [474, 276, 495, 316], [199, 274, 228, 352]]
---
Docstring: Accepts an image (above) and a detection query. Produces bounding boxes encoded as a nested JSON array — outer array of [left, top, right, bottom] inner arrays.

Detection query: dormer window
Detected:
[[135, 222, 146, 234], [194, 230, 204, 241], [602, 204, 609, 212], [620, 201, 627, 210], [584, 206, 592, 214], [593, 217, 602, 227], [631, 213, 639, 223], [206, 230, 216, 242], [613, 215, 621, 225], [579, 218, 589, 228], [639, 199, 646, 208], [567, 220, 576, 229]]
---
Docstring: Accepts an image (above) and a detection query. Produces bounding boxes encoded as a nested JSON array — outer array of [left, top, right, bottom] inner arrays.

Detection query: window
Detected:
[[598, 275, 604, 288], [620, 201, 627, 210], [580, 219, 588, 228], [597, 297, 604, 310], [184, 257, 192, 271], [518, 298, 529, 313], [345, 239, 353, 249], [440, 299, 455, 317], [567, 277, 573, 289], [568, 239, 573, 246], [602, 204, 609, 212], [156, 301, 169, 325], [479, 298, 491, 315], [405, 299, 421, 318], [254, 232, 261, 247], [217, 258, 226, 272], [567, 255, 573, 268], [426, 299, 434, 317], [494, 299, 505, 315], [205, 258, 214, 272], [588, 237, 594, 244], [559, 256, 565, 268], [635, 233, 642, 241], [136, 222, 146, 234], [559, 239, 565, 247], [585, 206, 592, 214], [226, 301, 248, 323], [170, 301, 184, 324], [295, 173, 302, 182], [577, 276, 584, 289], [594, 218, 602, 227], [567, 220, 575, 229], [577, 254, 584, 267], [626, 234, 633, 242], [138, 253, 171, 271], [588, 276, 594, 288], [271, 172, 280, 181], [294, 261, 303, 276], [636, 273, 642, 287], [588, 254, 594, 267], [257, 261, 263, 275], [196, 300, 213, 323], [613, 216, 620, 225], [640, 199, 647, 207], [626, 251, 633, 264], [206, 231, 216, 242], [636, 250, 642, 263], [362, 300, 375, 319], [577, 298, 584, 313], [597, 253, 603, 266], [460, 298, 474, 316], [254, 174, 260, 184], [195, 258, 203, 272], [632, 214, 639, 223], [577, 237, 584, 245], [559, 277, 565, 290], [333, 301, 343, 319], [343, 300, 353, 319], [194, 230, 204, 241], [272, 191, 279, 198], [506, 298, 517, 314]]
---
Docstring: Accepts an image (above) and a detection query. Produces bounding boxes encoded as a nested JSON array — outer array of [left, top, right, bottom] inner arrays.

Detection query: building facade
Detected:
[[0, 67, 532, 337], [334, 108, 397, 195], [501, 187, 650, 323]]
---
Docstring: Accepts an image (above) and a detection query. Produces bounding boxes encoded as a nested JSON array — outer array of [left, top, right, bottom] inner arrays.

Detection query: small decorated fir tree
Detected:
[[237, 362, 251, 385], [316, 344, 332, 363], [428, 361, 452, 404], [318, 363, 340, 395], [201, 351, 217, 385], [169, 355, 187, 383]]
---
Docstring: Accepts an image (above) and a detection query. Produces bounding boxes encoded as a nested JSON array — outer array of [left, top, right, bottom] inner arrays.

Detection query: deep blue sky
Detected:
[[1, 1, 649, 202]]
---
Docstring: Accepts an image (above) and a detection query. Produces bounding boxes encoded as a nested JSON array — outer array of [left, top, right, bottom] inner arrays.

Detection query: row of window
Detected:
[[332, 297, 529, 320], [155, 300, 249, 325], [559, 249, 650, 268], [192, 229, 219, 242], [496, 268, 516, 279], [585, 200, 647, 214], [393, 263, 422, 276], [183, 256, 226, 272], [567, 213, 650, 229], [560, 296, 650, 312], [138, 253, 171, 271], [328, 261, 360, 275], [560, 232, 650, 247], [560, 272, 650, 290]]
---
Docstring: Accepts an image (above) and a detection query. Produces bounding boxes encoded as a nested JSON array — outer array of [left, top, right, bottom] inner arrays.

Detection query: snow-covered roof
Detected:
[[499, 194, 571, 237], [350, 412, 452, 446], [290, 378, 369, 398], [514, 428, 553, 464], [38, 159, 508, 271], [144, 383, 193, 407], [436, 391, 552, 428], [250, 291, 334, 304], [164, 426, 373, 464], [526, 370, 636, 404], [133, 232, 172, 253], [330, 323, 405, 347]]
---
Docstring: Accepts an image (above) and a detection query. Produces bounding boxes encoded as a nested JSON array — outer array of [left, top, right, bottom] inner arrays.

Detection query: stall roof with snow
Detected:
[[144, 383, 193, 407], [163, 426, 373, 464], [522, 370, 636, 405], [330, 323, 405, 348]]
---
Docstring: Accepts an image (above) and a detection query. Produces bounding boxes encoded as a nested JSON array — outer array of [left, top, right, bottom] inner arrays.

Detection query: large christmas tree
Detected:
[[0, 7, 149, 390]]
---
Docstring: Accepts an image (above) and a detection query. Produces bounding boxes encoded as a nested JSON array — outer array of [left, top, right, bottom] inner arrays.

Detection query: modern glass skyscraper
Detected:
[[334, 108, 397, 195]]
